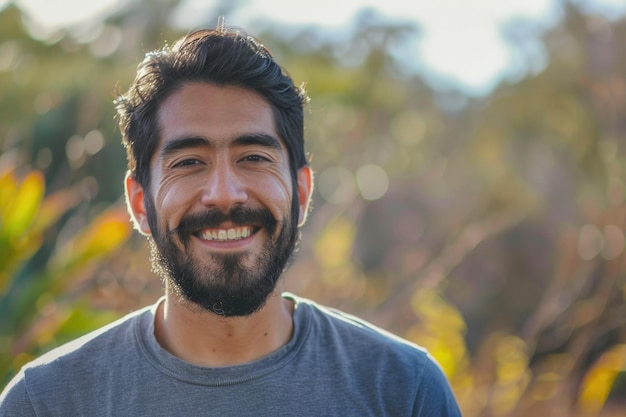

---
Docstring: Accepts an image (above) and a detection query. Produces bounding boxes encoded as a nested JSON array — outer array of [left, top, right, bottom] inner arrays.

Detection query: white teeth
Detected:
[[201, 227, 252, 241]]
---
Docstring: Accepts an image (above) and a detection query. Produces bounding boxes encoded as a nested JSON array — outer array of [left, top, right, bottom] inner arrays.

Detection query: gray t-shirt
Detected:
[[0, 294, 461, 416]]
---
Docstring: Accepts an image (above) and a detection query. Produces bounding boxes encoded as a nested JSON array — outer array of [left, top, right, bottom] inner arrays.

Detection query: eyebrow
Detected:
[[233, 133, 282, 150], [160, 136, 210, 160], [159, 133, 282, 160]]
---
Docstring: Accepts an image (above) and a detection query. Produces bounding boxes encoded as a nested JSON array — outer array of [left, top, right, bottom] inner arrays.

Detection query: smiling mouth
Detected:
[[196, 226, 257, 242]]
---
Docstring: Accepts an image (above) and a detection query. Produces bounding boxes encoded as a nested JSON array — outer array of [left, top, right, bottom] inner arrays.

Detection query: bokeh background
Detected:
[[2, 0, 626, 415]]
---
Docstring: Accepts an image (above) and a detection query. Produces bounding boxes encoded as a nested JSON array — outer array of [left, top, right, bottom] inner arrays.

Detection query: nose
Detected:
[[200, 162, 248, 210]]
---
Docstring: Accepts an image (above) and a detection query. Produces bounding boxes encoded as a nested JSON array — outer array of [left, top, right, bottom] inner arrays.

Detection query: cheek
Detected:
[[251, 173, 293, 216], [153, 179, 199, 229]]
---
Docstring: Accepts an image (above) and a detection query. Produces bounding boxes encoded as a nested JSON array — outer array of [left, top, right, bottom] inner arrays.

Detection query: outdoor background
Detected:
[[2, 0, 626, 415]]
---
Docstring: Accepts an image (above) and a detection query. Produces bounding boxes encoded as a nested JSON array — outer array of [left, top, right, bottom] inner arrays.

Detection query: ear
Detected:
[[296, 165, 313, 227], [125, 172, 152, 236]]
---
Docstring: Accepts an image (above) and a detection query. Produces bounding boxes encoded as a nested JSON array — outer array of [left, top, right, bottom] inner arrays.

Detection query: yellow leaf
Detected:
[[3, 171, 45, 240], [78, 207, 131, 253], [0, 170, 17, 219], [577, 346, 626, 414], [52, 206, 131, 273]]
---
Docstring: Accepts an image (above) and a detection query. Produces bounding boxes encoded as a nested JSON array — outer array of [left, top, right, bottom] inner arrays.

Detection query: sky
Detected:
[[8, 0, 626, 95]]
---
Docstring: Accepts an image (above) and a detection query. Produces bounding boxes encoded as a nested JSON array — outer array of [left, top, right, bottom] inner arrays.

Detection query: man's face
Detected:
[[127, 82, 310, 316]]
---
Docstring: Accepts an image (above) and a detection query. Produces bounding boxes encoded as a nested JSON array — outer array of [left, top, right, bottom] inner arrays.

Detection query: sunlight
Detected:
[[15, 0, 122, 29]]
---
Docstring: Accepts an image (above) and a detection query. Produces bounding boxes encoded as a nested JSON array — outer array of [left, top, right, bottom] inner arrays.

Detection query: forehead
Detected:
[[156, 82, 279, 150]]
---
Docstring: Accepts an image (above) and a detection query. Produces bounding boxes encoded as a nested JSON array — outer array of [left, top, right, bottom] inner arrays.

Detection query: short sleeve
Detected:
[[0, 370, 37, 417], [413, 355, 463, 416]]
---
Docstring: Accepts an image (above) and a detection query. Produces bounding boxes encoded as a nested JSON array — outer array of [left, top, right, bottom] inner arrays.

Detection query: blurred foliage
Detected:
[[2, 0, 626, 415], [0, 165, 130, 384]]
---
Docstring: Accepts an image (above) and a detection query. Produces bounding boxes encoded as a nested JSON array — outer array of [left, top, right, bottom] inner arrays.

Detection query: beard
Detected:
[[146, 199, 299, 317]]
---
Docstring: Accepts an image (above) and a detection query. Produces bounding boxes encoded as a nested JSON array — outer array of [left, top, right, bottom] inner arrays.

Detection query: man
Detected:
[[0, 24, 462, 416]]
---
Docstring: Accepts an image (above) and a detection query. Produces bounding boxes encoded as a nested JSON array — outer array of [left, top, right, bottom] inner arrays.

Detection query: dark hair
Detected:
[[115, 26, 309, 190]]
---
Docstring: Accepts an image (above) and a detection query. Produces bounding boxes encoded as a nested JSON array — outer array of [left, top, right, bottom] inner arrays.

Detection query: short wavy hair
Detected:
[[115, 26, 309, 190]]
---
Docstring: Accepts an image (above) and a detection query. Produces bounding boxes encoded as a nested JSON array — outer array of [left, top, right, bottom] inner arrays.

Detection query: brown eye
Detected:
[[173, 159, 201, 167], [242, 155, 269, 162]]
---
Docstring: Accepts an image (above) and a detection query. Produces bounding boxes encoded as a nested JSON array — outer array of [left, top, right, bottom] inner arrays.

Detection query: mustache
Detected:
[[171, 206, 278, 239]]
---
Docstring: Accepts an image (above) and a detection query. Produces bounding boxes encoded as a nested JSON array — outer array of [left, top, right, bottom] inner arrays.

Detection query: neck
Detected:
[[154, 289, 294, 367]]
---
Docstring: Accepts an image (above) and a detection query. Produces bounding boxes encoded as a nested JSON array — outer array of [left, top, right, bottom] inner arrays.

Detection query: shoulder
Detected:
[[291, 293, 425, 350], [287, 294, 462, 415], [0, 303, 154, 413], [0, 373, 35, 417], [26, 303, 151, 371], [289, 293, 433, 373]]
